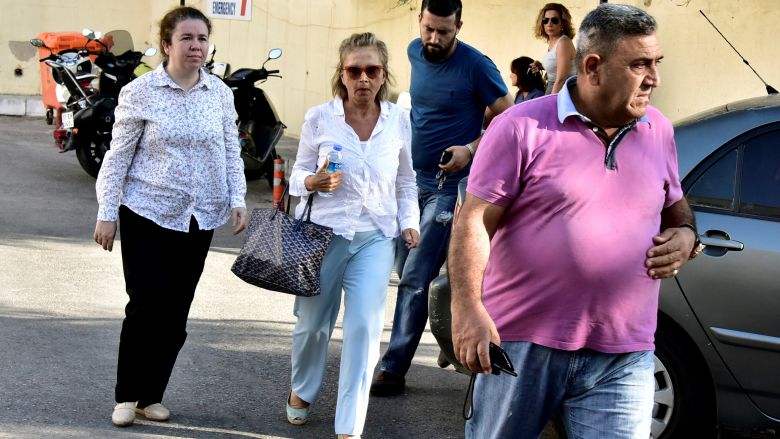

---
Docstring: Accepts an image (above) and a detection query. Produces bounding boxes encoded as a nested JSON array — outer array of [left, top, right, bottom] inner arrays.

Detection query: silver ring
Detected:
[[673, 269, 679, 276]]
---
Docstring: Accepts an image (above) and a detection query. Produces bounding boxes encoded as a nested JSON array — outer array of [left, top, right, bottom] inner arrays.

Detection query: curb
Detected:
[[0, 94, 46, 117]]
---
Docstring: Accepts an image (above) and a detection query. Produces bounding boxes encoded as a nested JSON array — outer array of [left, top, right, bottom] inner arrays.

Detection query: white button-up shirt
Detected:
[[96, 65, 246, 232], [289, 98, 419, 240]]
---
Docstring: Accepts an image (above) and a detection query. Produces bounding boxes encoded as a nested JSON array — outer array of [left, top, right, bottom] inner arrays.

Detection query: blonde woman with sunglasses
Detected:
[[285, 32, 420, 439], [533, 3, 576, 94]]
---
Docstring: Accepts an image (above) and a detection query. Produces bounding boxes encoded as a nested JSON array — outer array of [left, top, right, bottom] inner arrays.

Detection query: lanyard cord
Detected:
[[463, 373, 477, 420]]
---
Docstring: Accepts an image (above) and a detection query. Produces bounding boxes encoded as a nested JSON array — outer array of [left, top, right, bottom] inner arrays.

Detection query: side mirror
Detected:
[[30, 38, 45, 48], [82, 28, 96, 40], [268, 48, 282, 60], [143, 47, 157, 57]]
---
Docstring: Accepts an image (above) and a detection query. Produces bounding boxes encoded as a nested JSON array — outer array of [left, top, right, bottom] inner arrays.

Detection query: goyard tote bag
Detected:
[[231, 186, 332, 296]]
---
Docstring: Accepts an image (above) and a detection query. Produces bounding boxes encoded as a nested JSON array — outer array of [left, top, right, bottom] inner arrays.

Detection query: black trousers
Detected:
[[115, 206, 214, 406]]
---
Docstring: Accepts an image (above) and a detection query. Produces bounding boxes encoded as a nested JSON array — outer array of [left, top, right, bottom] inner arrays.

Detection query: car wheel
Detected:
[[653, 324, 717, 438]]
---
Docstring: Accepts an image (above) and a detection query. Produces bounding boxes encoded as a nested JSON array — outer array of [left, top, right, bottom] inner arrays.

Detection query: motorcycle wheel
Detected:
[[244, 167, 264, 181], [76, 136, 109, 178], [243, 149, 277, 187]]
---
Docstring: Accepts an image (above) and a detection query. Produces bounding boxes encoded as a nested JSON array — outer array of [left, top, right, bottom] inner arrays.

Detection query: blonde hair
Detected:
[[331, 32, 395, 103]]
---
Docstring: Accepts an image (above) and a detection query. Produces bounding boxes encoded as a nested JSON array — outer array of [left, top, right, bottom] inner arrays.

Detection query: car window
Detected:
[[739, 131, 780, 218], [687, 149, 737, 210]]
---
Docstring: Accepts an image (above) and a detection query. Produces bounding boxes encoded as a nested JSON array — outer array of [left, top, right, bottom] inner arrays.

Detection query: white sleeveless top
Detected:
[[541, 35, 575, 94]]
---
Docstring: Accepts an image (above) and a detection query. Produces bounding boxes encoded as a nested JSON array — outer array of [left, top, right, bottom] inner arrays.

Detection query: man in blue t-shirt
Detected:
[[372, 0, 513, 397]]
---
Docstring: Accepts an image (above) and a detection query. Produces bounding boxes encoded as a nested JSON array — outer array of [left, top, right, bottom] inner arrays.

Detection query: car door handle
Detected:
[[700, 233, 744, 251]]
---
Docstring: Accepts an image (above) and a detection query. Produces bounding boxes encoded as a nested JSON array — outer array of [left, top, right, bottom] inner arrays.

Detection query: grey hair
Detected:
[[575, 3, 657, 73]]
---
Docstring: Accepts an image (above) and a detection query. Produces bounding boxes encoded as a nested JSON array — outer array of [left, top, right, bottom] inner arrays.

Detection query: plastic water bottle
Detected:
[[319, 144, 343, 197]]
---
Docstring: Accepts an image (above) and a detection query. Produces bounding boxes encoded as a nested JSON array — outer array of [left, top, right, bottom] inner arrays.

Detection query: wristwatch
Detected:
[[464, 142, 475, 158], [678, 223, 705, 259]]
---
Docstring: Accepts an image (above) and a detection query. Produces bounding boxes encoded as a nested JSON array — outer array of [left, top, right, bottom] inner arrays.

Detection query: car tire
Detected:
[[653, 322, 717, 438]]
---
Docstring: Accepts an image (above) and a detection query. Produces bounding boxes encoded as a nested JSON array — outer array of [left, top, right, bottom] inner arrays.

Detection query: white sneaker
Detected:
[[111, 402, 136, 427], [135, 403, 170, 421]]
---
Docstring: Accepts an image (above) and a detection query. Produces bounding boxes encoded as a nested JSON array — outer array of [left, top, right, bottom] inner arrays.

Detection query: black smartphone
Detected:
[[439, 150, 453, 165], [489, 342, 518, 377]]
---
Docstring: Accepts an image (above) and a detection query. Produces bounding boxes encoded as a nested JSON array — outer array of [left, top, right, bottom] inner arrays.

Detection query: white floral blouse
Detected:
[[95, 65, 246, 232]]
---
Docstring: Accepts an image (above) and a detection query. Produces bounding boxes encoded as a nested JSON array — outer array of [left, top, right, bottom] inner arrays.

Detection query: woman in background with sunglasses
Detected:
[[533, 3, 576, 94], [285, 32, 420, 439]]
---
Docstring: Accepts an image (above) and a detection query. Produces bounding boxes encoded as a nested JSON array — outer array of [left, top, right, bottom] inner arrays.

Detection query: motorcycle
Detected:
[[222, 48, 285, 185], [66, 29, 156, 178], [29, 36, 98, 151]]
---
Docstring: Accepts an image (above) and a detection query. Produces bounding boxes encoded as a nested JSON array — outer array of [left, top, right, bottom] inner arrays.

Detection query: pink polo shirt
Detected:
[[468, 90, 682, 353]]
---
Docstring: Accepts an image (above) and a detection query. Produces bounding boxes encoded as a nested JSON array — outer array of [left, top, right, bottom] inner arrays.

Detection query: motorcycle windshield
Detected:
[[102, 30, 133, 55]]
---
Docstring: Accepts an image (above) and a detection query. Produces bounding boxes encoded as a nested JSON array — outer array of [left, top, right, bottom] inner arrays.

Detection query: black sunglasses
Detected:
[[463, 342, 517, 420], [488, 342, 517, 376], [542, 17, 561, 25]]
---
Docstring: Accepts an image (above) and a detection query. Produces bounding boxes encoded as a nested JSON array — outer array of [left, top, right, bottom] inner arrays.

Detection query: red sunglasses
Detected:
[[343, 65, 384, 80]]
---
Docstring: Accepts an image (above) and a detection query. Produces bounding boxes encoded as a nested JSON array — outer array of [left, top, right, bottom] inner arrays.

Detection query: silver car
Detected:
[[653, 94, 780, 438], [428, 94, 780, 438]]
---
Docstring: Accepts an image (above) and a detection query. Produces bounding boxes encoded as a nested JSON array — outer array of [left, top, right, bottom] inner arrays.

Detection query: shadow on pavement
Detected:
[[0, 307, 468, 438]]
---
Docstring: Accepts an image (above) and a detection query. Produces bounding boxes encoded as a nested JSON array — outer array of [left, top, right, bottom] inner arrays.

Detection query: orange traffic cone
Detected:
[[273, 157, 286, 211]]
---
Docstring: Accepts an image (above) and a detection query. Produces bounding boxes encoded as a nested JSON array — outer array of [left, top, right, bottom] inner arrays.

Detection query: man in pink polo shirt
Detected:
[[449, 4, 701, 438]]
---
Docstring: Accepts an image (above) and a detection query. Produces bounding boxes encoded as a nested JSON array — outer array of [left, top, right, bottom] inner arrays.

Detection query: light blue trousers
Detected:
[[290, 230, 394, 435]]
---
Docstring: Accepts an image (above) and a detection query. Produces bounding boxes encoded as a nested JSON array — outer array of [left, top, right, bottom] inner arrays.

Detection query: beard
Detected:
[[422, 39, 456, 62]]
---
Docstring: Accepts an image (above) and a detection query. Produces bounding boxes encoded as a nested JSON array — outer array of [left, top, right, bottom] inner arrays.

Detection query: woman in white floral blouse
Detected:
[[93, 6, 247, 428], [284, 32, 420, 439]]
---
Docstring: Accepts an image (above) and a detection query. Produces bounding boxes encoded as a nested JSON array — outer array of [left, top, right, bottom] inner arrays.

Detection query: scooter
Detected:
[[222, 48, 285, 185], [68, 29, 156, 178]]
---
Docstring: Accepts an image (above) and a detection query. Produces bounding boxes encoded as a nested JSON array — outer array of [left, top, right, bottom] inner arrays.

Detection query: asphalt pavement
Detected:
[[0, 116, 469, 438]]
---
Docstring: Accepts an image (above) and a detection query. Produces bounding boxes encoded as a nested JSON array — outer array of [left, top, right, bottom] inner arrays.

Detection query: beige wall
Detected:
[[3, 0, 779, 137]]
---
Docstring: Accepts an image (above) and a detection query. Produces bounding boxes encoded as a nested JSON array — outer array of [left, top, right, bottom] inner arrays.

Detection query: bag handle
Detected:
[[270, 181, 317, 226], [270, 183, 290, 220], [301, 192, 315, 221]]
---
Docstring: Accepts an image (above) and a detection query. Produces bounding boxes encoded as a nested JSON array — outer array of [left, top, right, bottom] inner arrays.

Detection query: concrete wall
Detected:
[[2, 0, 778, 136]]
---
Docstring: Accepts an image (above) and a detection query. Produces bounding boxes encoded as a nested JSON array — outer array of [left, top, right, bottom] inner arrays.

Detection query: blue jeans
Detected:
[[466, 342, 654, 439], [380, 187, 458, 376], [291, 231, 395, 435]]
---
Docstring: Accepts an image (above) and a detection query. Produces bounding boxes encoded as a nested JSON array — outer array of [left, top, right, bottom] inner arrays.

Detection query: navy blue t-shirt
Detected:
[[408, 38, 508, 191]]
